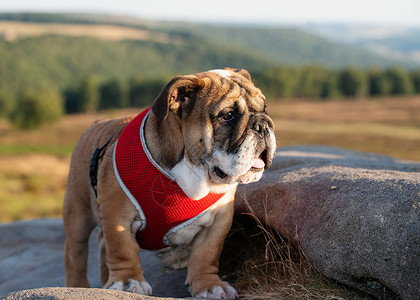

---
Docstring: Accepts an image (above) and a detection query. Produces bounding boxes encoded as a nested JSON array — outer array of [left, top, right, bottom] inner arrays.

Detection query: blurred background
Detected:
[[0, 0, 419, 223]]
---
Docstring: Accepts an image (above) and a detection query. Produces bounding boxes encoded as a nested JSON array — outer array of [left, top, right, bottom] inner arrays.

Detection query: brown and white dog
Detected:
[[63, 68, 276, 299]]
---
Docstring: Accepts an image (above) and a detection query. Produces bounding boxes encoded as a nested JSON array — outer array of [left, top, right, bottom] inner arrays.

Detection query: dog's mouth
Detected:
[[250, 149, 267, 172], [213, 149, 268, 181], [214, 166, 228, 179]]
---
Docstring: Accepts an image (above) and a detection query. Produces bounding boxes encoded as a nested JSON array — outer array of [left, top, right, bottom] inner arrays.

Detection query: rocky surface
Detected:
[[0, 146, 419, 300], [236, 146, 420, 300], [0, 219, 189, 299], [1, 288, 176, 300]]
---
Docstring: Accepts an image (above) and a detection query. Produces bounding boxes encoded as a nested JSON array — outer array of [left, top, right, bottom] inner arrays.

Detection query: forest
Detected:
[[2, 64, 419, 129], [0, 13, 419, 129]]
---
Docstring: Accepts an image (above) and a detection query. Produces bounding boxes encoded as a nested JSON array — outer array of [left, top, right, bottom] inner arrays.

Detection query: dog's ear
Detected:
[[152, 75, 205, 121]]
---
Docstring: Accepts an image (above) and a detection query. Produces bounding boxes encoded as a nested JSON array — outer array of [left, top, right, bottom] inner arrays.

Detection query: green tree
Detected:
[[79, 76, 100, 113], [320, 71, 341, 99], [295, 66, 328, 98], [368, 68, 391, 96], [0, 90, 15, 118], [129, 76, 166, 107], [10, 89, 64, 130], [410, 69, 420, 94], [337, 67, 367, 97], [99, 79, 128, 110], [63, 87, 81, 114], [129, 75, 144, 107], [253, 66, 298, 100], [385, 67, 413, 95]]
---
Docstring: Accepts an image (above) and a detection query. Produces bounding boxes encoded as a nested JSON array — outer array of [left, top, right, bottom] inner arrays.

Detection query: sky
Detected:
[[0, 0, 419, 26]]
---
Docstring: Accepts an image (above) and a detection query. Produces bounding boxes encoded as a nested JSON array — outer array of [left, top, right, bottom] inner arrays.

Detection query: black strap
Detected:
[[89, 136, 114, 198]]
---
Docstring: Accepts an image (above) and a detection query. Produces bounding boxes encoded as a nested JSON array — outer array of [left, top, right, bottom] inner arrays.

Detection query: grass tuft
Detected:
[[220, 214, 373, 300]]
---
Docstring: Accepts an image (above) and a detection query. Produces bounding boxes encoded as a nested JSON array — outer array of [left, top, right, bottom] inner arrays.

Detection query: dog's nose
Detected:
[[250, 114, 273, 137], [252, 121, 266, 135]]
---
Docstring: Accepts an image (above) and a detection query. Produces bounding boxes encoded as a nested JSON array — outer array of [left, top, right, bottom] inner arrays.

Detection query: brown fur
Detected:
[[63, 68, 275, 298]]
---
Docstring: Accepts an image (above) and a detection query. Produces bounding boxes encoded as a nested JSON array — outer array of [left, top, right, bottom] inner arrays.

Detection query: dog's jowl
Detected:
[[63, 68, 276, 299]]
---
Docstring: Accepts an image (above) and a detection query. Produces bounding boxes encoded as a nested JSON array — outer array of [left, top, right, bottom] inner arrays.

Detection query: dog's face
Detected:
[[152, 68, 276, 188]]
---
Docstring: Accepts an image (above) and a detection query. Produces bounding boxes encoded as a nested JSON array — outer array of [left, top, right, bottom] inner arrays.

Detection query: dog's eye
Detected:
[[220, 112, 236, 122]]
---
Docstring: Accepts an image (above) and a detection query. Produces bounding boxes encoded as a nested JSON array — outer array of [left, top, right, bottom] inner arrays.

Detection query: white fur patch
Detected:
[[267, 127, 276, 161], [209, 134, 257, 178], [131, 220, 143, 233], [170, 157, 211, 200], [195, 284, 238, 299], [208, 69, 232, 79], [109, 279, 152, 295], [109, 281, 124, 291], [210, 182, 237, 194]]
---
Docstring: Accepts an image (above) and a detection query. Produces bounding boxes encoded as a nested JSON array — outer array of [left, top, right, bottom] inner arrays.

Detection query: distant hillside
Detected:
[[167, 24, 403, 68], [0, 34, 270, 94], [0, 13, 406, 67], [305, 23, 420, 66], [0, 21, 171, 42], [0, 13, 412, 95]]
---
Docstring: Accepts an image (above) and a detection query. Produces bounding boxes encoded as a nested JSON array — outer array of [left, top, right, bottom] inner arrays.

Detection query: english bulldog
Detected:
[[63, 68, 276, 299]]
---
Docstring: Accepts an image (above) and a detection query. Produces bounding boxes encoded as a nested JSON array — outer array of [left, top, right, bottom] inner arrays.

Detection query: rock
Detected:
[[0, 219, 189, 298], [235, 146, 420, 300], [0, 219, 67, 292], [1, 146, 419, 300], [1, 287, 176, 300]]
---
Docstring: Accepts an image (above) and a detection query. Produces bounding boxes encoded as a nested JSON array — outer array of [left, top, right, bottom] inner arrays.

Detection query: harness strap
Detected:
[[89, 136, 114, 198]]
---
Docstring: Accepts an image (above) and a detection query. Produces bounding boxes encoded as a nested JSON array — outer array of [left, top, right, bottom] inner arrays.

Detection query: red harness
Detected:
[[113, 108, 224, 250]]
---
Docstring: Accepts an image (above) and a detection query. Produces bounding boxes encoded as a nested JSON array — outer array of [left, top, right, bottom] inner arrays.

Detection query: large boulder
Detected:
[[0, 219, 189, 299], [235, 146, 420, 300], [1, 288, 175, 300]]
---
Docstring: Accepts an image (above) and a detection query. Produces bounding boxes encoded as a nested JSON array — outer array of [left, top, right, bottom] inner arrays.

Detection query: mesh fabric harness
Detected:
[[113, 108, 225, 250]]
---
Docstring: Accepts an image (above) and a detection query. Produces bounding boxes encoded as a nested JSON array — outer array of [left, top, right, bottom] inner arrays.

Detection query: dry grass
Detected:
[[0, 154, 69, 222], [220, 215, 373, 300], [0, 109, 142, 222], [156, 214, 373, 299], [0, 21, 172, 43], [268, 96, 420, 161], [0, 97, 419, 222], [0, 108, 139, 154]]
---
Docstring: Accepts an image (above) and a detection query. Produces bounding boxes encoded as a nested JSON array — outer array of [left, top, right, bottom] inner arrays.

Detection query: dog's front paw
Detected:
[[109, 278, 152, 295], [194, 283, 238, 299]]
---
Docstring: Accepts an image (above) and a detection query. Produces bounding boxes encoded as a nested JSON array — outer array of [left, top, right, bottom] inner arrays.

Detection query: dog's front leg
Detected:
[[186, 200, 238, 299], [97, 156, 152, 295], [99, 202, 152, 295]]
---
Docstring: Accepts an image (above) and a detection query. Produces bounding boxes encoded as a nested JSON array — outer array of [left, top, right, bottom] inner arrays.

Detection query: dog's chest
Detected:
[[165, 192, 233, 245], [113, 108, 233, 250]]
